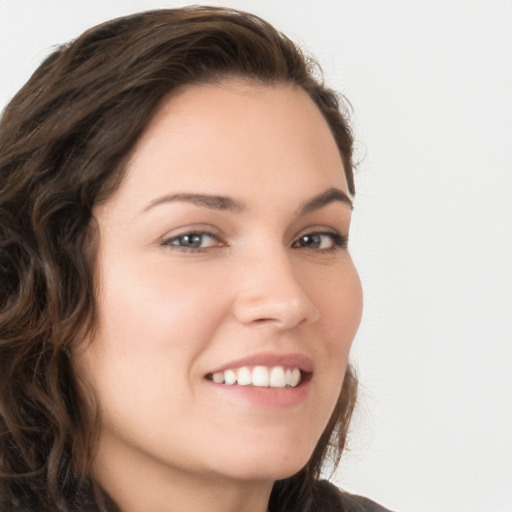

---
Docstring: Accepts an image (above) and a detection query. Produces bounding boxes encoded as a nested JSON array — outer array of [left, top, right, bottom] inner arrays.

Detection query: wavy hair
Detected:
[[0, 7, 357, 511]]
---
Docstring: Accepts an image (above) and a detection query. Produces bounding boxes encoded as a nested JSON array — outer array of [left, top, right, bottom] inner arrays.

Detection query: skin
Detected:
[[75, 80, 363, 512]]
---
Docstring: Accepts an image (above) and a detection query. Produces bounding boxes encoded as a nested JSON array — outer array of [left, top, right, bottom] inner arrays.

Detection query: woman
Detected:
[[0, 7, 391, 512]]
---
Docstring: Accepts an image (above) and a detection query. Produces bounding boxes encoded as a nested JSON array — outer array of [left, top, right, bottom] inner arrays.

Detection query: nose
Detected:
[[232, 251, 320, 330]]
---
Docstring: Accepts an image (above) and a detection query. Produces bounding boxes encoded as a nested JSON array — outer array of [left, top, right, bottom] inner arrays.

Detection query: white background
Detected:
[[1, 1, 511, 511]]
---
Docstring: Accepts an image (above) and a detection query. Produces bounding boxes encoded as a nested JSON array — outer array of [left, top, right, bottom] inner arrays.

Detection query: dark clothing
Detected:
[[317, 480, 394, 512]]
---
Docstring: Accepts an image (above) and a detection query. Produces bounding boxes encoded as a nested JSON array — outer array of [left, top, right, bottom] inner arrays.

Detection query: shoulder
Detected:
[[314, 480, 394, 512], [340, 493, 394, 512]]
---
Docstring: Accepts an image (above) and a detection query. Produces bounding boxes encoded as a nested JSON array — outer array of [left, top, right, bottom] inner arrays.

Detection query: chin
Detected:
[[212, 442, 315, 482]]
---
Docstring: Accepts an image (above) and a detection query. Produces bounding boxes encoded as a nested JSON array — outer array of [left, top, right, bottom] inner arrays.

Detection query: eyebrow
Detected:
[[143, 193, 245, 213], [142, 187, 352, 214], [297, 187, 353, 214]]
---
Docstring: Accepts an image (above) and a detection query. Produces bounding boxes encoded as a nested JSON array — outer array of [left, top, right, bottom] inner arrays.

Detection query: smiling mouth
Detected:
[[205, 365, 311, 388]]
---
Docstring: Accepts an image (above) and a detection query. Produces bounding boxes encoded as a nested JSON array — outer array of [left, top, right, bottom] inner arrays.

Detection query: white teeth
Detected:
[[237, 366, 252, 386], [212, 372, 224, 384], [211, 366, 302, 388], [290, 368, 301, 388], [252, 366, 270, 387], [224, 369, 237, 385], [269, 366, 286, 388]]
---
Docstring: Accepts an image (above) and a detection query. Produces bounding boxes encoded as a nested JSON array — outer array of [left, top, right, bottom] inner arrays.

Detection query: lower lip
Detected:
[[207, 379, 311, 408]]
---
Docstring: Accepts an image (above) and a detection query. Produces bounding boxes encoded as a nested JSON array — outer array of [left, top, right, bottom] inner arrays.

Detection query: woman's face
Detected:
[[77, 81, 362, 491]]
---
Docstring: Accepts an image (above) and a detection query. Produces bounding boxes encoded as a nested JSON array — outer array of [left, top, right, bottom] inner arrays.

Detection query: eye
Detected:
[[161, 231, 224, 251], [292, 231, 347, 251]]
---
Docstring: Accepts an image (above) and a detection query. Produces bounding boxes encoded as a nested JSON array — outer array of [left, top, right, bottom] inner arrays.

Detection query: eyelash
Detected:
[[161, 232, 224, 252], [292, 231, 348, 251], [161, 230, 348, 253]]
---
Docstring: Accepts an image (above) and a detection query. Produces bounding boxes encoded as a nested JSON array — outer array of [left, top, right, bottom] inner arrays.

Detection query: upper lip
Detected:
[[206, 352, 314, 375]]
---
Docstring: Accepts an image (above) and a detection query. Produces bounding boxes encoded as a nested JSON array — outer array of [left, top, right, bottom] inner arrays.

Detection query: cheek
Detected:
[[99, 259, 227, 349], [82, 259, 231, 398], [306, 259, 362, 389], [75, 261, 233, 438], [308, 258, 362, 343]]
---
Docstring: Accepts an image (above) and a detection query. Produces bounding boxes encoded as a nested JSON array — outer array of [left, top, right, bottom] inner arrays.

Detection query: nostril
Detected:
[[232, 276, 319, 329]]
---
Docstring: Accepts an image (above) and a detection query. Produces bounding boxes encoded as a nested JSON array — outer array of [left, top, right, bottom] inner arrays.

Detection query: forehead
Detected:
[[109, 80, 348, 211]]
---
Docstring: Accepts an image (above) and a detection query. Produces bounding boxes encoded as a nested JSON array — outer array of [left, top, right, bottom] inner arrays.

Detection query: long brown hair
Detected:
[[0, 7, 357, 511]]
